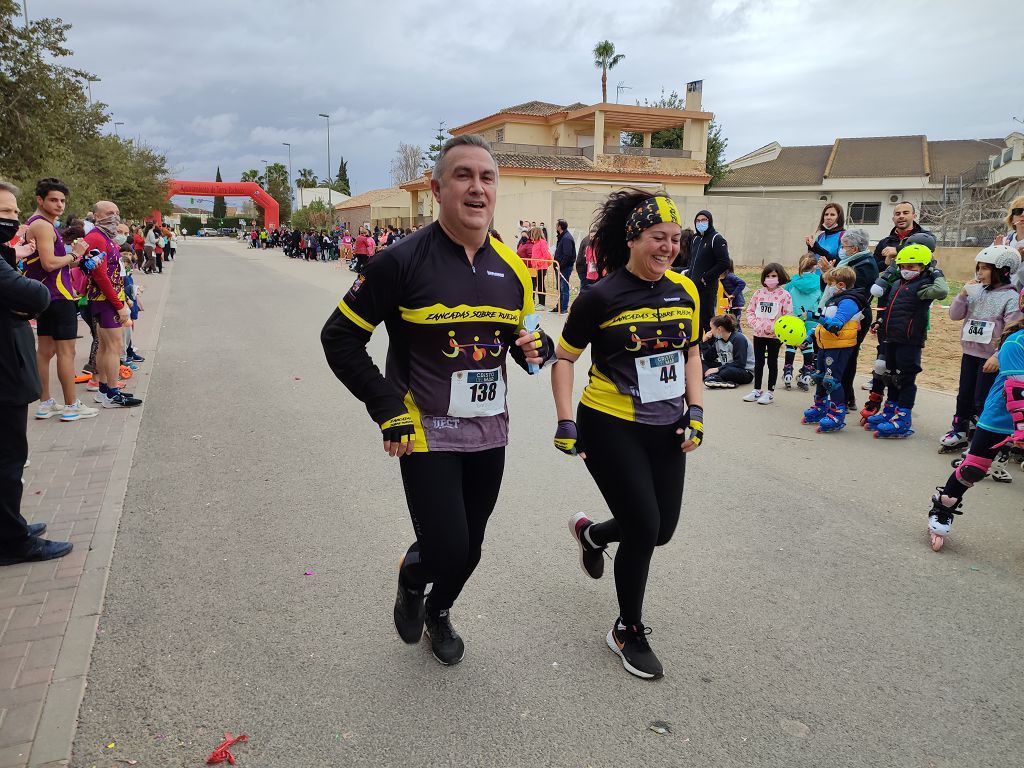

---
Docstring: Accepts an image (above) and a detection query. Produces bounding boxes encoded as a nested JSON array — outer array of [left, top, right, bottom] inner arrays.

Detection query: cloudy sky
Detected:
[[45, 0, 1017, 204]]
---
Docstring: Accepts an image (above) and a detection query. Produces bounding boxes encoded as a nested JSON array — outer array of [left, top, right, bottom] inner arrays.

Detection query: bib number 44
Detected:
[[635, 351, 684, 403]]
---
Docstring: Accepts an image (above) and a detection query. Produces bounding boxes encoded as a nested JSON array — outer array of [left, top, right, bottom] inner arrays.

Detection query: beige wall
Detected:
[[933, 247, 980, 282], [503, 122, 554, 145]]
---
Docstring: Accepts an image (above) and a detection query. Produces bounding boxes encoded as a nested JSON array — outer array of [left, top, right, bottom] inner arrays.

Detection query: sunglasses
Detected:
[[1012, 208, 1024, 217]]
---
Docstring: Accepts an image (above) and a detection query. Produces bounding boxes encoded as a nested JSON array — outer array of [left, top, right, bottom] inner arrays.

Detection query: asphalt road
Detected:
[[72, 238, 1024, 768]]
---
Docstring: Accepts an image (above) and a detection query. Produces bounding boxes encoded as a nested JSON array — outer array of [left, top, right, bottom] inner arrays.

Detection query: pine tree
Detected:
[[212, 166, 226, 219], [334, 157, 351, 196], [424, 121, 447, 170]]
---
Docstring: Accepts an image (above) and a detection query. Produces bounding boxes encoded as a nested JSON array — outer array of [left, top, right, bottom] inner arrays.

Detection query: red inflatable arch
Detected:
[[153, 180, 281, 230]]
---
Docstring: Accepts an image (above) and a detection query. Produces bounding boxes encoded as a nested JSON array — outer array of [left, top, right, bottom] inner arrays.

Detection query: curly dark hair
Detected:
[[60, 215, 87, 243], [592, 187, 670, 275]]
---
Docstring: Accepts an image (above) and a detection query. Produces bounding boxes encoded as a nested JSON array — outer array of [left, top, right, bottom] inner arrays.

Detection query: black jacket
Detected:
[[554, 229, 575, 270], [877, 269, 940, 347], [0, 246, 50, 405], [872, 222, 936, 272], [688, 210, 730, 294], [575, 235, 590, 281]]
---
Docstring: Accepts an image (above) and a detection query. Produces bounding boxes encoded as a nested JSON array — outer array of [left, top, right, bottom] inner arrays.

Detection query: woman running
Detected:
[[550, 190, 704, 680]]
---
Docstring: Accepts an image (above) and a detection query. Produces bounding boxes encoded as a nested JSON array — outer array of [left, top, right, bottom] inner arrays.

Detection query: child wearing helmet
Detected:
[[927, 287, 1024, 551], [783, 254, 822, 391], [800, 266, 868, 432], [940, 245, 1024, 467], [868, 243, 949, 438]]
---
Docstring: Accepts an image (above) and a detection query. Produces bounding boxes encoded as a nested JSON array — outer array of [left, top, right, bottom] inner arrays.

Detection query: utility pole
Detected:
[[282, 142, 293, 209], [318, 113, 332, 220]]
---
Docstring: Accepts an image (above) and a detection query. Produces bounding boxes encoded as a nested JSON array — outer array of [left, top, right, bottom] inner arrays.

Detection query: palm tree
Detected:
[[593, 41, 625, 103], [296, 168, 318, 189], [240, 169, 263, 187]]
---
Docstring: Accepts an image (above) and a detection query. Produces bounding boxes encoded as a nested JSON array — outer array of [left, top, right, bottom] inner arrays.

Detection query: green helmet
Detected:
[[895, 243, 933, 267]]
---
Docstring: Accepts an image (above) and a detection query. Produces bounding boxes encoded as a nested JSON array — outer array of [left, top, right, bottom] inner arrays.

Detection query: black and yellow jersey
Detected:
[[559, 268, 700, 425], [322, 221, 536, 452]]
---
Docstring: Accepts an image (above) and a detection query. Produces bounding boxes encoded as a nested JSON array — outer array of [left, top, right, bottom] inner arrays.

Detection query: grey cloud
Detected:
[[44, 0, 1015, 199]]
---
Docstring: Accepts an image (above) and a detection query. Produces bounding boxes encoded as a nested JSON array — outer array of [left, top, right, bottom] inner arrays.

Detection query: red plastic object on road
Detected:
[[206, 732, 248, 765]]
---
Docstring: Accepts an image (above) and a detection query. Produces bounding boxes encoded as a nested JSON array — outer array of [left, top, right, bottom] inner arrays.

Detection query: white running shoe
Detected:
[[93, 392, 108, 404], [757, 390, 775, 405], [743, 390, 762, 402], [34, 399, 64, 419], [60, 400, 99, 422]]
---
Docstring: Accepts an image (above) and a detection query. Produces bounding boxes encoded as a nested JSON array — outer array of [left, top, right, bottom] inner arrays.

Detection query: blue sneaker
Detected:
[[0, 538, 73, 566]]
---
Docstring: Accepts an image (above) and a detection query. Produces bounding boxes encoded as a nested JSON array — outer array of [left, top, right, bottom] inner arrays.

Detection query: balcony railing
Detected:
[[604, 145, 692, 159], [491, 142, 585, 156]]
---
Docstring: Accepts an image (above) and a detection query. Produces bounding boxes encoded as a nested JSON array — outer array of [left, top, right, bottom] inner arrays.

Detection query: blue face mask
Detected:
[[695, 221, 709, 234]]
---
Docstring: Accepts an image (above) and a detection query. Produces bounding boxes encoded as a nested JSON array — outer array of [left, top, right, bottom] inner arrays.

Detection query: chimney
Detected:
[[685, 80, 703, 111]]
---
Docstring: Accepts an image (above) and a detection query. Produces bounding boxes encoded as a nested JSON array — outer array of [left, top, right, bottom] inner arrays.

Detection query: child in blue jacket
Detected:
[[784, 254, 822, 390]]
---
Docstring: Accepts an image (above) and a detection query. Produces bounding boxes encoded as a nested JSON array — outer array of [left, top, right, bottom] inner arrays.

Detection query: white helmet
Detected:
[[975, 244, 1022, 273]]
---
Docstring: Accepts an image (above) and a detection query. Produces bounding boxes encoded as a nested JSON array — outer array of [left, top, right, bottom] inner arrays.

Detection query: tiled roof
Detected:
[[498, 101, 586, 117], [720, 136, 1009, 187], [927, 138, 1005, 179], [494, 153, 594, 171], [333, 187, 401, 210], [827, 135, 927, 178], [719, 145, 832, 187]]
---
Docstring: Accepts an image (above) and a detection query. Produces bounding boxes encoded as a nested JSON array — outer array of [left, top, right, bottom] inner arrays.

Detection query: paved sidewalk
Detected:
[[0, 261, 173, 768]]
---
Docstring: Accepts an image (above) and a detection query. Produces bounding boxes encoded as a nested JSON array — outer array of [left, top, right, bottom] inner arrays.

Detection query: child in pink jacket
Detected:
[[743, 262, 793, 404]]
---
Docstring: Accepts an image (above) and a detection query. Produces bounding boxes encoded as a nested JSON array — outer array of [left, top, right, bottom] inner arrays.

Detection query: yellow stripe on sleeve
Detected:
[[558, 337, 584, 356], [338, 298, 376, 332]]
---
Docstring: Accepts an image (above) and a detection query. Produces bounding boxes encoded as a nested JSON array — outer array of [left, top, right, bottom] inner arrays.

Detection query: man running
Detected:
[[84, 201, 141, 408], [24, 179, 97, 422], [321, 135, 554, 666]]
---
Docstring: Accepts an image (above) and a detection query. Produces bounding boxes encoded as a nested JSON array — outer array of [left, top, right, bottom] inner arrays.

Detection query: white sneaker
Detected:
[[60, 400, 99, 422], [757, 390, 775, 405], [93, 392, 109, 404], [742, 390, 762, 402], [34, 399, 64, 419]]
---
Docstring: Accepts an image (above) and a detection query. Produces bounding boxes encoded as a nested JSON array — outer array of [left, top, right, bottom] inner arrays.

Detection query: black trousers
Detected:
[[0, 404, 31, 555], [398, 448, 505, 612], [753, 336, 782, 391], [955, 354, 996, 426], [578, 405, 685, 626], [533, 269, 548, 306], [885, 342, 923, 409]]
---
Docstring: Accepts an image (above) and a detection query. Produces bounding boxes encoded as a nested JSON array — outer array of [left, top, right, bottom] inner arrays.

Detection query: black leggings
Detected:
[[942, 428, 1006, 500], [80, 303, 98, 374], [533, 269, 548, 306], [577, 405, 685, 625], [398, 448, 505, 612], [955, 354, 996, 425], [753, 336, 781, 391]]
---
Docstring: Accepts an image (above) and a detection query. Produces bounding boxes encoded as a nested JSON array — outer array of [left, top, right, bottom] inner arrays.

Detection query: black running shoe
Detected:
[[424, 609, 465, 666], [103, 392, 142, 408], [569, 512, 605, 579], [607, 620, 663, 679], [393, 577, 426, 644], [129, 352, 145, 362]]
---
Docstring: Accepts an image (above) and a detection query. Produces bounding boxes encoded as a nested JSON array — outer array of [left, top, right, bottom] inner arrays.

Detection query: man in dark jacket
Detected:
[[872, 202, 936, 273], [552, 219, 575, 313], [688, 209, 730, 334], [0, 182, 74, 565]]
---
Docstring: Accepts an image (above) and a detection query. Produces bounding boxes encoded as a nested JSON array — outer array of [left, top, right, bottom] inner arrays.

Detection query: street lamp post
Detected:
[[114, 121, 124, 137], [318, 113, 332, 221], [86, 76, 100, 104], [282, 142, 293, 210]]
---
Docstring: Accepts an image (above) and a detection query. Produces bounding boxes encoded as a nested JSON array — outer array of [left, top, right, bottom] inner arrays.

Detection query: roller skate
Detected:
[[863, 399, 895, 431], [927, 489, 962, 552], [874, 408, 914, 439], [938, 417, 969, 454], [858, 392, 882, 427], [991, 451, 1013, 483], [783, 364, 794, 390], [816, 403, 847, 433], [802, 396, 827, 425], [797, 365, 813, 392]]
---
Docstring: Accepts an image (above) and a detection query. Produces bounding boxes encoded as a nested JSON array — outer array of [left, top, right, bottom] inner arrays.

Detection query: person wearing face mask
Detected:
[[939, 246, 1023, 472], [743, 263, 793, 405], [83, 201, 142, 409], [0, 180, 75, 565], [23, 178, 96, 423], [701, 313, 754, 388], [551, 190, 703, 680], [868, 244, 948, 438], [688, 209, 730, 335]]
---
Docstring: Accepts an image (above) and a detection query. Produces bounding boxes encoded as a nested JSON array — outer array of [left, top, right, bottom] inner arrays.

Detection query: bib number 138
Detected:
[[635, 351, 684, 403], [449, 367, 506, 417]]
